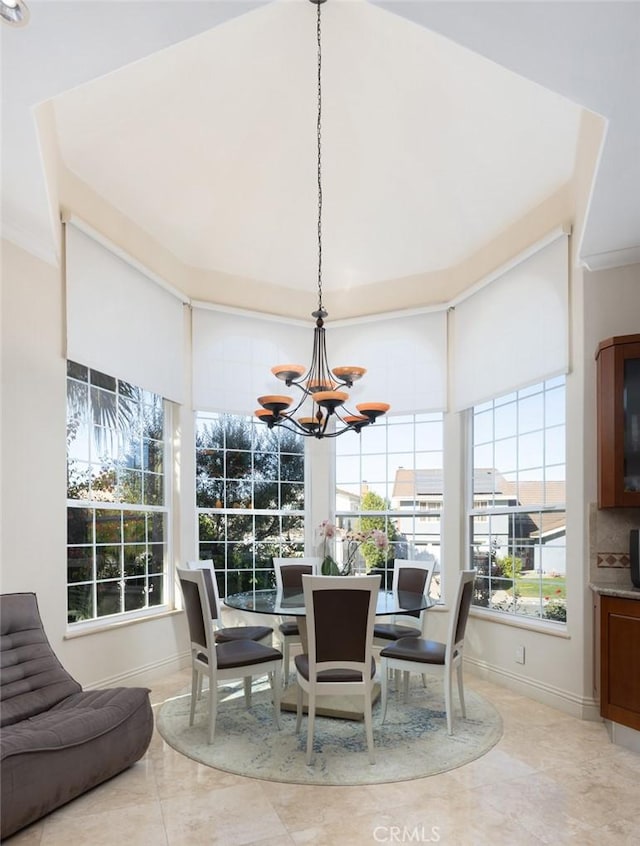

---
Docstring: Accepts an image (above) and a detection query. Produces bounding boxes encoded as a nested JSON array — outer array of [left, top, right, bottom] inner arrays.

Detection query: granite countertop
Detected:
[[590, 582, 640, 599]]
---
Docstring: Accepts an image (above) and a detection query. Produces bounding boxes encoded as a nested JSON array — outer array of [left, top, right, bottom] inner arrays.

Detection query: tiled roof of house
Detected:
[[392, 469, 566, 515]]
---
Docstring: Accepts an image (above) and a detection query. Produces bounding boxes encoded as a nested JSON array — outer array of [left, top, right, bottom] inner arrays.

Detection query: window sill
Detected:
[[64, 607, 182, 639], [470, 605, 570, 638]]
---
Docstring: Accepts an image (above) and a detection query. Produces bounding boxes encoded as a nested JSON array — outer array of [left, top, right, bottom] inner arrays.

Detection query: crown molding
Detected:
[[580, 245, 640, 272], [1, 222, 59, 268]]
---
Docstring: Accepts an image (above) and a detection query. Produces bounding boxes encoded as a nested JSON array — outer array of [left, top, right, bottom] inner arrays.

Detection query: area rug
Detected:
[[156, 678, 503, 786]]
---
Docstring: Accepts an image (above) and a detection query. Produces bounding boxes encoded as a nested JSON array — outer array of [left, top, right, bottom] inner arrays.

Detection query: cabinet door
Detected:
[[624, 351, 640, 499], [600, 596, 640, 731], [597, 336, 640, 508]]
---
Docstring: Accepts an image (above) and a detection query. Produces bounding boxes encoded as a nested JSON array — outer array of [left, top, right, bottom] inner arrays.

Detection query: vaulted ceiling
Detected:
[[2, 1, 638, 317]]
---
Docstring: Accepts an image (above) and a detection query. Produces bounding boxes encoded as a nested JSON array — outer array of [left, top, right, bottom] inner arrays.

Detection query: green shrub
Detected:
[[496, 555, 523, 580]]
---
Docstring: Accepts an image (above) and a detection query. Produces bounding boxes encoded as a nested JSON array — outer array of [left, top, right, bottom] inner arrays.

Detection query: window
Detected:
[[66, 361, 169, 624], [335, 413, 443, 597], [196, 413, 305, 595], [470, 377, 566, 623]]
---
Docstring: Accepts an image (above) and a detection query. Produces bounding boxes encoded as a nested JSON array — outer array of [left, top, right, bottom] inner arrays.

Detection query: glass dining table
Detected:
[[224, 587, 433, 619], [224, 586, 434, 720]]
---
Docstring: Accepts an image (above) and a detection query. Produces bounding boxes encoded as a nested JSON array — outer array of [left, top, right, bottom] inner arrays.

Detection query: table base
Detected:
[[279, 682, 381, 722]]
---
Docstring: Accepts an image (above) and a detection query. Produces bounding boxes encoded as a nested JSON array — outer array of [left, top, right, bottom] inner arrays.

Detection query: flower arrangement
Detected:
[[317, 520, 389, 575]]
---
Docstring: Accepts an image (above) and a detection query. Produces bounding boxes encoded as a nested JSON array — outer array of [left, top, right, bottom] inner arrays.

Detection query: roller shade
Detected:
[[193, 307, 447, 416], [65, 223, 185, 403], [452, 234, 568, 411], [328, 310, 447, 414], [192, 306, 309, 414]]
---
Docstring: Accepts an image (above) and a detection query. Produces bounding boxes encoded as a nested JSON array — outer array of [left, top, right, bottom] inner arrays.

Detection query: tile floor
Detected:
[[5, 669, 640, 846]]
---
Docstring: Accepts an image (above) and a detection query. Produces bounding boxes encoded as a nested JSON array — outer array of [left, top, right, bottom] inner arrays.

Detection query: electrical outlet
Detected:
[[515, 645, 525, 664]]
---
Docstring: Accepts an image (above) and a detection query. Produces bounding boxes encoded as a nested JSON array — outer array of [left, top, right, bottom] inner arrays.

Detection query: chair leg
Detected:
[[363, 689, 375, 765], [295, 682, 303, 734], [456, 661, 466, 718], [444, 667, 453, 735], [189, 667, 198, 726], [271, 665, 281, 730], [207, 674, 217, 744], [306, 691, 316, 765], [243, 676, 252, 708], [380, 660, 389, 724], [283, 639, 290, 687], [402, 670, 410, 701]]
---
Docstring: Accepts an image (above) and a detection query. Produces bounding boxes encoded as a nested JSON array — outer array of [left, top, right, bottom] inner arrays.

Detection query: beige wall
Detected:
[[1, 238, 189, 687]]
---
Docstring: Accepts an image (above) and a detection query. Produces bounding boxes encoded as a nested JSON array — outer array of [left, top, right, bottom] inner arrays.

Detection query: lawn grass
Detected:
[[515, 576, 566, 599]]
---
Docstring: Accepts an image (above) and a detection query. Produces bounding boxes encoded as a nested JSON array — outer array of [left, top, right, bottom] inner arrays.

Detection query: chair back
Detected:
[[446, 569, 476, 660], [273, 557, 320, 592], [392, 560, 435, 620], [177, 566, 217, 668], [186, 559, 222, 621], [302, 574, 380, 677]]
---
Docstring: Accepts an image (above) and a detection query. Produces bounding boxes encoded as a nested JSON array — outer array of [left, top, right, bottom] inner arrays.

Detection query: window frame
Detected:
[[195, 411, 306, 597], [66, 361, 173, 628], [334, 412, 444, 598], [467, 377, 567, 626]]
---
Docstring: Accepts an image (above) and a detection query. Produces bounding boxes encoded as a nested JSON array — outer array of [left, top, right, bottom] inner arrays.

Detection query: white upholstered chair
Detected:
[[272, 557, 320, 685], [373, 560, 435, 646], [380, 569, 475, 735], [186, 559, 273, 645], [177, 566, 283, 744]]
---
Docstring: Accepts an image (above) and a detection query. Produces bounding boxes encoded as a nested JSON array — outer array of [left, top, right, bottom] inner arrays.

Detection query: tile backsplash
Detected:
[[589, 502, 640, 587]]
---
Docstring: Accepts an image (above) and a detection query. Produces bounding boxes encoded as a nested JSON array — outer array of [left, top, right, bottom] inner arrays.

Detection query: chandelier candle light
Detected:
[[255, 0, 389, 439]]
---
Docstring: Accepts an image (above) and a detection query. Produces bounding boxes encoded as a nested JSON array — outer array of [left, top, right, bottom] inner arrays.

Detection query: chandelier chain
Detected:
[[316, 1, 323, 315], [255, 0, 390, 438]]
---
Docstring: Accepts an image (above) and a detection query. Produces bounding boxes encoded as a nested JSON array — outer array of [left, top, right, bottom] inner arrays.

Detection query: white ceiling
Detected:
[[2, 1, 639, 300]]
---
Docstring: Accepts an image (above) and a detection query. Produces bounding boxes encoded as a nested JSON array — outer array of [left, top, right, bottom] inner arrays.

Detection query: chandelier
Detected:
[[255, 0, 389, 439]]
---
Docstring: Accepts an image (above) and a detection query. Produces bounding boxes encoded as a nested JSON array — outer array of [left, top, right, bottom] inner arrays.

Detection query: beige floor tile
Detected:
[[161, 782, 288, 846], [150, 738, 247, 799], [1, 823, 44, 845], [476, 770, 609, 844], [445, 744, 539, 789], [39, 801, 167, 846]]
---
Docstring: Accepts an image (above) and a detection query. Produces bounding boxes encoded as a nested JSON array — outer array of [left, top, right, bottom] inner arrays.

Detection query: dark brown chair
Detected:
[[177, 567, 283, 744], [295, 574, 380, 765], [380, 569, 475, 735]]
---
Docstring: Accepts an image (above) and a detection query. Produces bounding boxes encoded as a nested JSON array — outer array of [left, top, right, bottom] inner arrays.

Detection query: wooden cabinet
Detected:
[[600, 595, 640, 731], [596, 334, 640, 508]]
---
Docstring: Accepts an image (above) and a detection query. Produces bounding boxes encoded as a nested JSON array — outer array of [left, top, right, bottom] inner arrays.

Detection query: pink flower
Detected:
[[318, 520, 337, 539], [371, 529, 389, 550]]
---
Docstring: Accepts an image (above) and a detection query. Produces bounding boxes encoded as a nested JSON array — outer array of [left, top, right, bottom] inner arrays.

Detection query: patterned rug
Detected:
[[156, 678, 503, 786]]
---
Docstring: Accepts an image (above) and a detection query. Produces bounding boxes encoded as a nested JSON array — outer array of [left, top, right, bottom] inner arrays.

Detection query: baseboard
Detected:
[[90, 651, 191, 690], [465, 656, 601, 721]]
